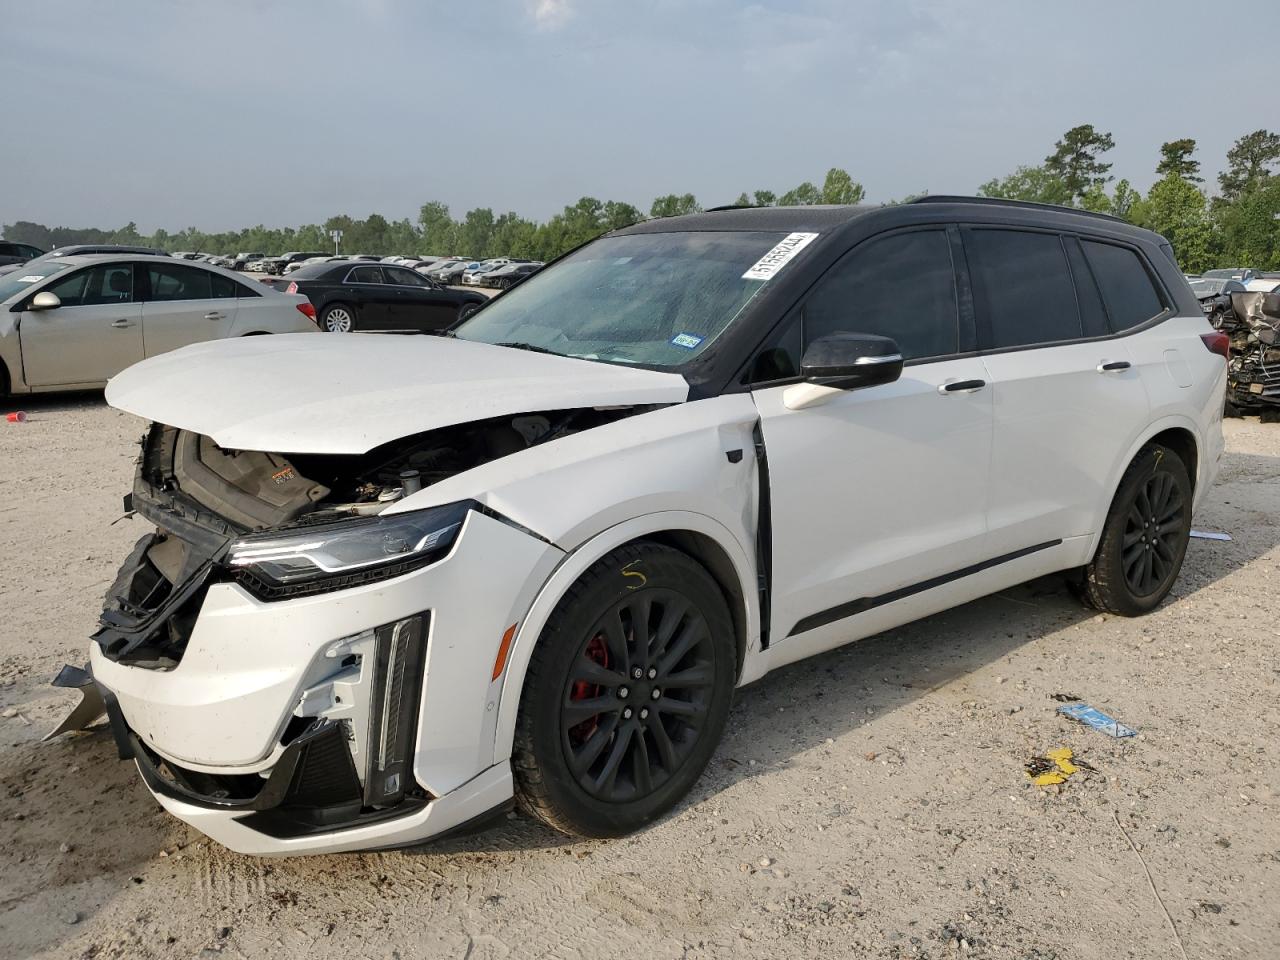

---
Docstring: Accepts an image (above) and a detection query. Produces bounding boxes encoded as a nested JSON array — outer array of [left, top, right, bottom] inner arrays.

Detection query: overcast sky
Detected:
[[3, 0, 1273, 231]]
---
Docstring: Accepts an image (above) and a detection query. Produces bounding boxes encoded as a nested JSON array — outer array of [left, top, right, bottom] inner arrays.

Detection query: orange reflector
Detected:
[[491, 623, 518, 681]]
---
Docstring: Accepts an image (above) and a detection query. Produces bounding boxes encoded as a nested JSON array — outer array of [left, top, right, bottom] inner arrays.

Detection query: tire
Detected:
[[457, 302, 480, 323], [512, 541, 736, 838], [1081, 443, 1192, 616], [320, 303, 357, 333]]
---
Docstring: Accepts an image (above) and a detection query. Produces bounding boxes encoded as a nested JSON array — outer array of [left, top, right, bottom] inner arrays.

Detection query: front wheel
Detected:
[[1081, 443, 1191, 616], [457, 302, 480, 323], [512, 542, 736, 838], [321, 303, 357, 333]]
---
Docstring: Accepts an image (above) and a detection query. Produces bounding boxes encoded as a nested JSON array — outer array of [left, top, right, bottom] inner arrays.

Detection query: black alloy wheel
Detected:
[[1120, 469, 1187, 597], [512, 542, 735, 837]]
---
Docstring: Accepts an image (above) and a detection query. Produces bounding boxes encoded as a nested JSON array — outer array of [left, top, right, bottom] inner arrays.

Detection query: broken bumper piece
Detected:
[[75, 508, 562, 855]]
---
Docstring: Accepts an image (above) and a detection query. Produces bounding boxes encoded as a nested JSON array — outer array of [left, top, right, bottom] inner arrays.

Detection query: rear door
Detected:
[[383, 265, 458, 330], [967, 227, 1151, 555], [140, 262, 239, 356], [18, 263, 143, 385], [344, 265, 393, 328]]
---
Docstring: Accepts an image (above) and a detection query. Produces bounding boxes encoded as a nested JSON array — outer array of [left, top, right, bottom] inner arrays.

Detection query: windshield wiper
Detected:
[[494, 341, 565, 357]]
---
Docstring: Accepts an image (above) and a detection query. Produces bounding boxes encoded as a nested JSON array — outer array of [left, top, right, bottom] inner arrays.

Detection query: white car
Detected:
[[58, 198, 1225, 856], [0, 254, 318, 395], [461, 258, 511, 285]]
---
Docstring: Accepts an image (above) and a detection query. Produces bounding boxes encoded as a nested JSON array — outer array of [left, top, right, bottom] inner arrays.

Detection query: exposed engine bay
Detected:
[[95, 407, 643, 665]]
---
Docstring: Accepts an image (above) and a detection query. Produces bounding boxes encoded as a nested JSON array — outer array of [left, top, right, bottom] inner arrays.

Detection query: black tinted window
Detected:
[[210, 272, 238, 299], [348, 266, 383, 284], [385, 266, 427, 286], [147, 264, 213, 301], [1064, 238, 1110, 338], [45, 264, 133, 306], [969, 229, 1080, 348], [1082, 240, 1164, 331], [804, 229, 958, 361]]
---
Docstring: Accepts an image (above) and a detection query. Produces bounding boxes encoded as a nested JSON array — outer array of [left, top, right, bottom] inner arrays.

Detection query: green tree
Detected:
[[602, 200, 642, 231], [977, 165, 1071, 205], [1156, 138, 1201, 183], [1218, 129, 1280, 202], [778, 181, 822, 205], [455, 208, 496, 258], [1216, 177, 1280, 269], [1129, 174, 1217, 273], [820, 168, 865, 205], [417, 201, 457, 255], [753, 190, 777, 207], [649, 193, 700, 219], [1109, 179, 1141, 220], [1044, 124, 1115, 204]]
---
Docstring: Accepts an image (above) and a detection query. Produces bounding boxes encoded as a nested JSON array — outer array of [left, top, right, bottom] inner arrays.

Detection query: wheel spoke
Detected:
[[660, 664, 713, 690], [593, 723, 634, 795], [1140, 548, 1155, 593], [571, 657, 625, 687], [632, 731, 653, 795], [570, 715, 617, 775], [658, 618, 706, 676], [655, 696, 698, 717], [628, 596, 652, 661], [647, 715, 678, 771], [651, 597, 690, 659], [1123, 543, 1145, 576], [1122, 527, 1145, 549], [1158, 497, 1184, 525], [601, 613, 631, 675], [562, 695, 616, 724], [1127, 505, 1146, 530], [1136, 485, 1153, 524]]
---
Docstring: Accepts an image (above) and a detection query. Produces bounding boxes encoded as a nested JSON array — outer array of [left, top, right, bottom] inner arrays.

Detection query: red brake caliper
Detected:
[[568, 633, 610, 744]]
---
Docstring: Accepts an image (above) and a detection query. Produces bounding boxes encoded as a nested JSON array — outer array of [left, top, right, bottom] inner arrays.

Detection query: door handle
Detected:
[[1097, 360, 1131, 373], [205, 312, 226, 320], [939, 379, 986, 394], [110, 319, 134, 328]]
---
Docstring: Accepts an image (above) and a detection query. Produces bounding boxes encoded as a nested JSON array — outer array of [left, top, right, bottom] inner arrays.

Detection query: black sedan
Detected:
[[285, 261, 488, 333]]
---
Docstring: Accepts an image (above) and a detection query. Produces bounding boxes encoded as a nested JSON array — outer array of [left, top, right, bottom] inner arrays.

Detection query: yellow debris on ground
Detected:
[[1026, 747, 1083, 786]]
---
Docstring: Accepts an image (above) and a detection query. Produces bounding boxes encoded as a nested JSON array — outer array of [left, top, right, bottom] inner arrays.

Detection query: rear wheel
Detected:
[[321, 303, 356, 333], [512, 542, 736, 837], [1081, 443, 1191, 616]]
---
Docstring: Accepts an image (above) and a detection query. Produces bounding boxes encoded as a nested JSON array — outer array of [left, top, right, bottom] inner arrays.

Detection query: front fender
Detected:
[[489, 509, 762, 770]]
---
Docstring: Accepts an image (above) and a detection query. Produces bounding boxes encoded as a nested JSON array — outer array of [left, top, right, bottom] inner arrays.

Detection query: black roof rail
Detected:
[[704, 204, 755, 212], [909, 194, 1126, 224]]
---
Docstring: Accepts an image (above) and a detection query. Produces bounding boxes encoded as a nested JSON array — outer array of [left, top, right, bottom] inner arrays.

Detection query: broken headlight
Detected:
[[227, 501, 474, 600]]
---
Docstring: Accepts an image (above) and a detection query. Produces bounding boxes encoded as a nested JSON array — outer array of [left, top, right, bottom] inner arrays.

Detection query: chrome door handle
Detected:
[[110, 319, 134, 328], [205, 312, 226, 320], [1097, 360, 1131, 373], [939, 379, 986, 394]]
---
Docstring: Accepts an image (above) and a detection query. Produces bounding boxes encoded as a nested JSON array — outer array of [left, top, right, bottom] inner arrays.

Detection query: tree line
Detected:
[[5, 128, 1279, 272]]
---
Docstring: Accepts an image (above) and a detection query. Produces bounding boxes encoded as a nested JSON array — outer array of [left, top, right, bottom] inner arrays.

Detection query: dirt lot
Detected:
[[1, 395, 1277, 960]]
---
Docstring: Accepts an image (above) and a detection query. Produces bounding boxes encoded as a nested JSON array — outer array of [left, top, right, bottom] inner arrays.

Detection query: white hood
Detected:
[[106, 333, 690, 454]]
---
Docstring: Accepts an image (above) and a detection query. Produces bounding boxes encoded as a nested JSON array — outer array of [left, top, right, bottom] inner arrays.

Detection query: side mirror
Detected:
[[783, 333, 903, 411], [29, 291, 61, 311]]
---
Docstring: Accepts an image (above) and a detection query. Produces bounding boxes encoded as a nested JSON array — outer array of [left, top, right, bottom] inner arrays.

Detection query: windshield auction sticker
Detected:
[[742, 232, 819, 282]]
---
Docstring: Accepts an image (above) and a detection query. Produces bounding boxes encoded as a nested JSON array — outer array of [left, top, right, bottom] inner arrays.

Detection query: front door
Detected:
[[140, 262, 238, 357], [19, 263, 143, 385], [382, 265, 457, 331], [750, 226, 993, 653]]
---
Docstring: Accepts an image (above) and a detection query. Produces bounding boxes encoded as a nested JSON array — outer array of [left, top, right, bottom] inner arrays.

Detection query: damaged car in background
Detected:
[[1211, 287, 1280, 418], [51, 198, 1225, 855]]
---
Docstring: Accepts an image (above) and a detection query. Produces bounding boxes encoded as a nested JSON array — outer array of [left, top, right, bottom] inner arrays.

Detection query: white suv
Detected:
[[58, 197, 1226, 855]]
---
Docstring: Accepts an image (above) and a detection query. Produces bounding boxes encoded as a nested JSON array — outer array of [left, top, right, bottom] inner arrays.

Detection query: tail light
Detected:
[[296, 301, 316, 323], [1200, 331, 1229, 360], [286, 281, 299, 295]]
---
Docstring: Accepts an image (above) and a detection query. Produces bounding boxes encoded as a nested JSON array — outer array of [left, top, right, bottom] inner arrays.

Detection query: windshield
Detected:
[[0, 262, 74, 303], [453, 231, 794, 367]]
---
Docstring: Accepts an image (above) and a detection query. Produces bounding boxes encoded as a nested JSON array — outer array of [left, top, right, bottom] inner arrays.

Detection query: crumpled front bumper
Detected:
[[88, 509, 562, 855]]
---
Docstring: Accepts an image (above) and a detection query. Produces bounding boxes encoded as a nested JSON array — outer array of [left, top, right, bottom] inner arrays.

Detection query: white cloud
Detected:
[[530, 0, 573, 29]]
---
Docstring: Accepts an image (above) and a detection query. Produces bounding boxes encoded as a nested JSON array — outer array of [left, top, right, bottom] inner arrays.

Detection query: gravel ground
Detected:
[[0, 394, 1277, 960]]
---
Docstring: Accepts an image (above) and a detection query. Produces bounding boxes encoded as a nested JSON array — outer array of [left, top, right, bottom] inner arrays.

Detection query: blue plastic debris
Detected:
[[1057, 702, 1136, 738]]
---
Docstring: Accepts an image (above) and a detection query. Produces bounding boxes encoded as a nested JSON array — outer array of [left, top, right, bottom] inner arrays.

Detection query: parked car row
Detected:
[[284, 260, 487, 332]]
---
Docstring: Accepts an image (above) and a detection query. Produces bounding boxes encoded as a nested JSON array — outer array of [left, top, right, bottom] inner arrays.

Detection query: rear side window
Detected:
[[969, 229, 1080, 349], [147, 264, 213, 302], [348, 266, 383, 284], [210, 272, 238, 299], [1064, 238, 1110, 338], [804, 229, 959, 361], [1081, 240, 1165, 331]]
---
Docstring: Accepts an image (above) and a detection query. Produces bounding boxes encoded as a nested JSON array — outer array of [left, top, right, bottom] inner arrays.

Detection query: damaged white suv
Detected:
[[56, 198, 1226, 855]]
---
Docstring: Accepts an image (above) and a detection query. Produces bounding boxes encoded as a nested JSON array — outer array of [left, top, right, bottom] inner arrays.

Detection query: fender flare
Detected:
[[1084, 413, 1202, 560], [488, 510, 760, 768]]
